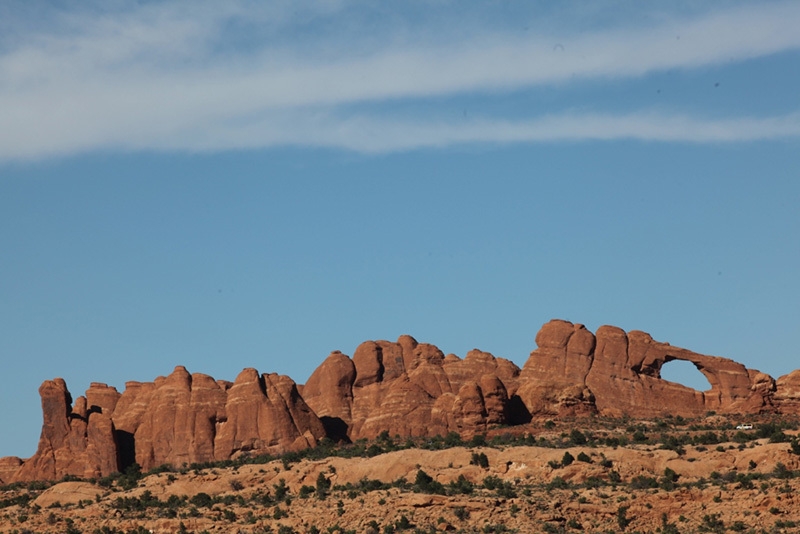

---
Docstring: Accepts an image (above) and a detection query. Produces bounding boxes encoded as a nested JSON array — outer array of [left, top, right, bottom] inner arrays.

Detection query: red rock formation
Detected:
[[12, 366, 326, 480], [12, 379, 118, 482], [214, 369, 325, 461], [7, 320, 793, 482], [130, 367, 229, 470], [303, 335, 520, 441], [775, 370, 800, 414], [516, 321, 597, 416], [0, 456, 22, 484], [518, 319, 776, 418]]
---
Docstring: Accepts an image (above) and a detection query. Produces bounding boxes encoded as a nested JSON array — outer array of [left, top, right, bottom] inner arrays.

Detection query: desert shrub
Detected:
[[699, 513, 725, 533], [447, 474, 474, 495], [694, 432, 721, 446], [470, 452, 489, 469], [629, 475, 658, 490], [773, 463, 795, 479], [569, 429, 587, 446], [26, 480, 49, 491], [444, 432, 463, 447], [0, 493, 32, 509], [561, 451, 574, 467], [481, 524, 514, 533], [222, 509, 237, 522], [660, 468, 679, 490], [274, 478, 289, 499], [542, 522, 565, 534], [659, 434, 687, 455], [395, 515, 413, 530], [469, 434, 487, 447], [413, 470, 445, 495], [189, 492, 213, 508], [566, 518, 582, 530], [660, 513, 680, 534], [454, 506, 470, 521], [316, 472, 331, 499], [617, 505, 631, 530], [482, 475, 516, 497], [576, 451, 592, 463], [584, 476, 605, 489], [546, 476, 570, 491]]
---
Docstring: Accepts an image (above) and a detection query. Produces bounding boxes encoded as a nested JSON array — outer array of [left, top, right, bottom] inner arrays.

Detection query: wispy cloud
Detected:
[[1, 1, 799, 161]]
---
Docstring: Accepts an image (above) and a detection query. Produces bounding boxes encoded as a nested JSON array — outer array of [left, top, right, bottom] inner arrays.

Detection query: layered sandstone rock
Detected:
[[11, 366, 326, 481], [213, 369, 325, 460], [775, 370, 800, 414], [302, 336, 521, 441], [0, 456, 22, 484], [12, 379, 118, 482], [517, 319, 776, 418], [7, 320, 793, 482]]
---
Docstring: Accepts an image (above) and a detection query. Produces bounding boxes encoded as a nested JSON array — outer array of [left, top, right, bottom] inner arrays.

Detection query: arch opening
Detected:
[[660, 359, 712, 392]]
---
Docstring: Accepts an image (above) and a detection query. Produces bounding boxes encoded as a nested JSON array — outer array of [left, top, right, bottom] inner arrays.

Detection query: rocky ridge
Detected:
[[2, 319, 797, 483]]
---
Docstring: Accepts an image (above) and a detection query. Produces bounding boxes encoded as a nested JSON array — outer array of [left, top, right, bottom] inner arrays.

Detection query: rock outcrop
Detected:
[[4, 319, 796, 482], [0, 456, 22, 484], [775, 370, 800, 414], [11, 379, 118, 482], [516, 319, 776, 418], [302, 336, 521, 441], [10, 367, 325, 482]]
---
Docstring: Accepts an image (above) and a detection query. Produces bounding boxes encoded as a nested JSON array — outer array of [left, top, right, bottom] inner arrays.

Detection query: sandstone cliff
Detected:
[[4, 320, 796, 482], [516, 319, 777, 418], [9, 367, 325, 482], [302, 336, 521, 441]]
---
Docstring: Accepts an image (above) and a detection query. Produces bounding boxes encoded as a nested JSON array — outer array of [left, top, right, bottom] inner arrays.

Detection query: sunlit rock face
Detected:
[[5, 319, 794, 482], [10, 368, 326, 482], [516, 319, 775, 418], [303, 337, 521, 441]]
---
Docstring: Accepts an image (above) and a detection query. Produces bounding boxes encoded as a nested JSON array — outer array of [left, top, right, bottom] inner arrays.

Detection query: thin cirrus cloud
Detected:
[[1, 1, 799, 161]]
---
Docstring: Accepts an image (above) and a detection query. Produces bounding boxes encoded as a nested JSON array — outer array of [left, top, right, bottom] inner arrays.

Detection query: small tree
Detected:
[[315, 472, 331, 499], [617, 505, 631, 530], [470, 452, 489, 469]]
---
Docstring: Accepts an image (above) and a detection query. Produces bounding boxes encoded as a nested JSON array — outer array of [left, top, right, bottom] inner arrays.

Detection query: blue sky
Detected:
[[1, 1, 799, 458]]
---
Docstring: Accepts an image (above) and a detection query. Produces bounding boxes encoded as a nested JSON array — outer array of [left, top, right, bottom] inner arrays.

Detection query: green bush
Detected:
[[413, 470, 445, 495], [470, 452, 489, 469], [316, 472, 331, 499], [617, 505, 631, 530]]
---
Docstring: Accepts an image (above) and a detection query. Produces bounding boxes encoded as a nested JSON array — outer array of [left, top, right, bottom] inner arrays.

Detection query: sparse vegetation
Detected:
[[3, 413, 799, 533]]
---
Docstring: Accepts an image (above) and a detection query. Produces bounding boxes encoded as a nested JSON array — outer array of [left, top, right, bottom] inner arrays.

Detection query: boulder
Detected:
[[775, 370, 800, 413], [0, 456, 22, 484]]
